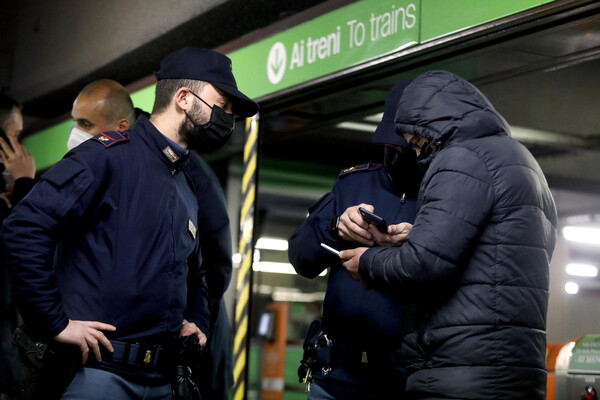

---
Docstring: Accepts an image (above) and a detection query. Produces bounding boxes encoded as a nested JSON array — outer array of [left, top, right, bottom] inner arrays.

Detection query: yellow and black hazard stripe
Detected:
[[233, 114, 259, 400]]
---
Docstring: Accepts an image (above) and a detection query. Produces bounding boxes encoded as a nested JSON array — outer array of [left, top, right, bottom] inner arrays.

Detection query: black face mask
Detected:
[[383, 146, 424, 197], [184, 92, 235, 153]]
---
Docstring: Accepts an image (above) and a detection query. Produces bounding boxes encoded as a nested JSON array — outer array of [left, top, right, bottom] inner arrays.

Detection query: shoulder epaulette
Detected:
[[338, 162, 382, 177], [91, 130, 130, 148]]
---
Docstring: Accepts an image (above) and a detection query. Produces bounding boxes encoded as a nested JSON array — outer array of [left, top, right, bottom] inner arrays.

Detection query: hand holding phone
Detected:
[[0, 128, 13, 152], [358, 207, 388, 233]]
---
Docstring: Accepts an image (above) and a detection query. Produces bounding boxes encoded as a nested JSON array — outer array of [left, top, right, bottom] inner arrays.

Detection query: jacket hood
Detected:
[[394, 70, 510, 150]]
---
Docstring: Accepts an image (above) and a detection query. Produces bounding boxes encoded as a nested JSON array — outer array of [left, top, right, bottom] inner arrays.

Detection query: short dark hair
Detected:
[[79, 80, 135, 126], [152, 79, 206, 115], [0, 92, 22, 125]]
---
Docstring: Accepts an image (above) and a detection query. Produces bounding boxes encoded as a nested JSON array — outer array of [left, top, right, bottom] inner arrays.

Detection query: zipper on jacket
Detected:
[[416, 308, 432, 366]]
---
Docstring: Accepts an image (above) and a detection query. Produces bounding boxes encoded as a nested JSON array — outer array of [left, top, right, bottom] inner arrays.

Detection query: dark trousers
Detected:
[[197, 298, 233, 400], [61, 368, 171, 400], [308, 376, 405, 400], [0, 319, 20, 396]]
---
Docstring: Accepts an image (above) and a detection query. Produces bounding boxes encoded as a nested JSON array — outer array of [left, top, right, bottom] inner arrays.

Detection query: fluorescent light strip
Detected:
[[563, 226, 600, 245], [335, 121, 378, 133], [511, 126, 594, 147], [255, 237, 288, 251], [566, 263, 598, 277], [272, 290, 326, 302], [253, 262, 326, 276], [363, 112, 383, 123]]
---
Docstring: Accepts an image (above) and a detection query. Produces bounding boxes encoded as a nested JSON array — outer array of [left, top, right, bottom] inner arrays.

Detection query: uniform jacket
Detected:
[[0, 115, 209, 340], [185, 151, 233, 400], [184, 152, 231, 315], [1, 176, 35, 314], [359, 71, 558, 399], [289, 163, 417, 370]]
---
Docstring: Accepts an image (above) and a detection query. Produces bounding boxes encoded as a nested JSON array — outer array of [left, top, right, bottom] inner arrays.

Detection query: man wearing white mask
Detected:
[[68, 79, 136, 150]]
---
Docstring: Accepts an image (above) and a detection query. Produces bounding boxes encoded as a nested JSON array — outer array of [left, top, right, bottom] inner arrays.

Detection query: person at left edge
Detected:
[[0, 92, 36, 400], [0, 47, 258, 400]]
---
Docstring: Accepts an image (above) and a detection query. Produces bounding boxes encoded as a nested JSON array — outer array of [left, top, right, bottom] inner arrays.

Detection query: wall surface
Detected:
[[3, 0, 226, 101]]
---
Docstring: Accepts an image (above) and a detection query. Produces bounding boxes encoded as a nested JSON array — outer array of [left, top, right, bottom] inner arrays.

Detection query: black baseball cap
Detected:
[[372, 79, 412, 147], [155, 47, 258, 117]]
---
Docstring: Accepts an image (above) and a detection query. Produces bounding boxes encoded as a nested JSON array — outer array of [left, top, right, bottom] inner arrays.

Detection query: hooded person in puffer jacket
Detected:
[[339, 70, 558, 400]]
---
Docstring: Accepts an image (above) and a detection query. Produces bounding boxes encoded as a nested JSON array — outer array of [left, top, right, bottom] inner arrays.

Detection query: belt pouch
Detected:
[[12, 325, 80, 400]]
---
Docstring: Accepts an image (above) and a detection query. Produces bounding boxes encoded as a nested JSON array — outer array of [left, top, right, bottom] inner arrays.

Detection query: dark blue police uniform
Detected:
[[184, 152, 233, 400], [1, 176, 35, 397], [288, 162, 417, 400], [0, 115, 209, 389]]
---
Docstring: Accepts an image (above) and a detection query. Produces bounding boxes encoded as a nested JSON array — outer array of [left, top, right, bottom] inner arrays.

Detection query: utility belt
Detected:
[[92, 339, 173, 384], [102, 340, 171, 371], [12, 325, 81, 400], [94, 335, 203, 400], [315, 336, 391, 367], [13, 324, 202, 400], [298, 319, 401, 390], [309, 332, 396, 369]]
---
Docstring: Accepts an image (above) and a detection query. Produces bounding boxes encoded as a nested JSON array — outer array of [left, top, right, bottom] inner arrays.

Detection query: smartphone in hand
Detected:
[[358, 207, 388, 233], [0, 128, 14, 151]]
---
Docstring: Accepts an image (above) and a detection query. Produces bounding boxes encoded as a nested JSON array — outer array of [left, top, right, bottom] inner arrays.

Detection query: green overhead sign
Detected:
[[228, 0, 555, 99], [230, 0, 419, 98], [24, 0, 557, 170]]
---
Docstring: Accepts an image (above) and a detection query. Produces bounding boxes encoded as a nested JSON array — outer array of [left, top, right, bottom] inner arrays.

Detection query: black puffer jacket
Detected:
[[359, 71, 557, 400]]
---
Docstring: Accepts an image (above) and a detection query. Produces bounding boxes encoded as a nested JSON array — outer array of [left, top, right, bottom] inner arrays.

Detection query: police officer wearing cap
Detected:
[[288, 81, 421, 400], [0, 47, 258, 400]]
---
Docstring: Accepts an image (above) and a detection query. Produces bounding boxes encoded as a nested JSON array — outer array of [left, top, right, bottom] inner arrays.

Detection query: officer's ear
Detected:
[[174, 87, 193, 112], [116, 118, 130, 131]]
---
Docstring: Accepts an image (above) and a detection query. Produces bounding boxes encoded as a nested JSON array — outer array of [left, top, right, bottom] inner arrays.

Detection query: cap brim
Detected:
[[372, 119, 409, 147], [213, 83, 258, 117]]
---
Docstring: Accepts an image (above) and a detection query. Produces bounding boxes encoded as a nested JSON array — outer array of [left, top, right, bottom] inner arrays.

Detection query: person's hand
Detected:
[[369, 222, 413, 247], [179, 319, 207, 347], [0, 135, 36, 179], [54, 320, 117, 364], [337, 203, 376, 246], [3, 185, 13, 200], [339, 247, 369, 287]]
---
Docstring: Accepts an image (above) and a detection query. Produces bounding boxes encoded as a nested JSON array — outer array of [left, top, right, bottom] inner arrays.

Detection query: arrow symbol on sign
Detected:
[[267, 42, 287, 84]]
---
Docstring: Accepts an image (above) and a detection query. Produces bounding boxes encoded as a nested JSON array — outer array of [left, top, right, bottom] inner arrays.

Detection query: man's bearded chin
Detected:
[[178, 117, 195, 149]]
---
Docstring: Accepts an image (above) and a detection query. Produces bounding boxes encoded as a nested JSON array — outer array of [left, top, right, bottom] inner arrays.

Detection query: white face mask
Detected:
[[67, 126, 93, 151]]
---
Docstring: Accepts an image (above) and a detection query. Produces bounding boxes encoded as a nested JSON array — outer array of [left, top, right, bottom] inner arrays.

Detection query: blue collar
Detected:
[[135, 115, 190, 173]]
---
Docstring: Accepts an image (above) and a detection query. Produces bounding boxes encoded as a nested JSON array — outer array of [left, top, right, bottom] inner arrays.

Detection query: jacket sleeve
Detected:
[[0, 178, 36, 315], [359, 146, 494, 292], [0, 196, 11, 314], [186, 152, 231, 330], [11, 177, 36, 206], [288, 190, 342, 279], [0, 154, 98, 337], [185, 244, 210, 335], [190, 154, 232, 300]]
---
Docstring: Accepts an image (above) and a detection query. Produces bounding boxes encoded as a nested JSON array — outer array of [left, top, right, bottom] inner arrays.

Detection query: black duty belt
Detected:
[[332, 342, 388, 366], [314, 334, 398, 367], [101, 340, 170, 371]]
